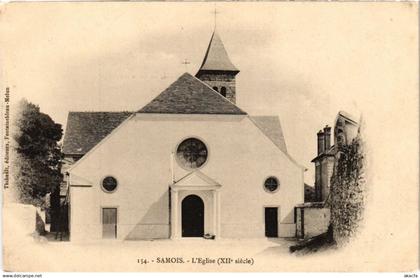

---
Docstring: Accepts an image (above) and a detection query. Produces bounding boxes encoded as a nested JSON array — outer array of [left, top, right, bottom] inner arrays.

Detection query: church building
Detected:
[[62, 30, 305, 241]]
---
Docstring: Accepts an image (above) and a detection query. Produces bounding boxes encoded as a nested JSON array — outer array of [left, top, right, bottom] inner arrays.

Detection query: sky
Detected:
[[0, 2, 416, 185]]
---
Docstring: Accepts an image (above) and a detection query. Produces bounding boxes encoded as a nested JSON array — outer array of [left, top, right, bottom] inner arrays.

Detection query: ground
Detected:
[[3, 204, 299, 272], [4, 235, 296, 272], [289, 232, 337, 255]]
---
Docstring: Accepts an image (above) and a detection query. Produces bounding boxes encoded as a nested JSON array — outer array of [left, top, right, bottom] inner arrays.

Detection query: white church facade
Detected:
[[62, 31, 305, 241]]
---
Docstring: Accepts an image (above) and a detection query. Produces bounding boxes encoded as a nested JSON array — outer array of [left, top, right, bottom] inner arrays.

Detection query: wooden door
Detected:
[[102, 208, 117, 239], [265, 207, 278, 237], [182, 195, 204, 237]]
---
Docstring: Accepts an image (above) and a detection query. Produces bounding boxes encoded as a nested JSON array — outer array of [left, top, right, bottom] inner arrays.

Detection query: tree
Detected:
[[13, 99, 63, 208], [329, 126, 366, 244]]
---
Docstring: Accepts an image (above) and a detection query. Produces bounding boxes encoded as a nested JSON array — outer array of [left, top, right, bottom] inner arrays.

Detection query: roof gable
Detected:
[[137, 72, 246, 115], [171, 170, 221, 190], [198, 31, 239, 72], [62, 112, 132, 155], [250, 116, 288, 153]]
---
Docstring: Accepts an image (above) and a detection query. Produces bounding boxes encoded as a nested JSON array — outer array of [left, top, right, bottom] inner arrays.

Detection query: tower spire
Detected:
[[197, 31, 238, 72], [195, 29, 240, 104]]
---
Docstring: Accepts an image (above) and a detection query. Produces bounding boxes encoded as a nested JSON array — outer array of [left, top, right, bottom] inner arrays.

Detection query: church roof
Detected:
[[62, 113, 288, 160], [137, 72, 246, 115], [62, 111, 132, 155], [62, 113, 287, 157], [250, 116, 288, 153], [198, 31, 239, 72]]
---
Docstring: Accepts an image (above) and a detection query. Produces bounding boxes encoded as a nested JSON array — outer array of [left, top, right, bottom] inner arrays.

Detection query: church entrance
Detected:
[[182, 194, 204, 237]]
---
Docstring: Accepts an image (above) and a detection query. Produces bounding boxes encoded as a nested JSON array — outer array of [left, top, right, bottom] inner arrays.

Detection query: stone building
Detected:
[[61, 30, 305, 241], [311, 125, 335, 202], [311, 111, 359, 202], [296, 111, 359, 239]]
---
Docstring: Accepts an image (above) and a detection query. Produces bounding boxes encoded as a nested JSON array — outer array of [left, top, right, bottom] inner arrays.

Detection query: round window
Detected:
[[176, 138, 208, 169], [264, 177, 279, 192], [102, 176, 118, 192]]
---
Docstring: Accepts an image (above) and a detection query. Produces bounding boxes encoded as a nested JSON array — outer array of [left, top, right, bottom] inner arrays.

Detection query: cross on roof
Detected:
[[212, 6, 220, 29], [182, 58, 190, 71]]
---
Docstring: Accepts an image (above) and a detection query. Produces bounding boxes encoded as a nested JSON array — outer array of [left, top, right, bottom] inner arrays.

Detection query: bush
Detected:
[[329, 132, 365, 244], [12, 99, 63, 208]]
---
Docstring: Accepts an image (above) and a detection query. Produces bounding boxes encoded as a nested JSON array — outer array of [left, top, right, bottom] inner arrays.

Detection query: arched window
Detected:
[[264, 177, 279, 193], [213, 87, 219, 92], [220, 87, 227, 97]]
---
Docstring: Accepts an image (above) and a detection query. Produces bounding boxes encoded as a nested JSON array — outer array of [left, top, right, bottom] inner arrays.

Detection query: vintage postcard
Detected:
[[0, 1, 418, 273]]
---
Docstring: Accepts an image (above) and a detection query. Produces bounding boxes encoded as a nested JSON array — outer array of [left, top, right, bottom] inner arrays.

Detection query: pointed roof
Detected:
[[137, 72, 246, 115], [198, 31, 239, 72]]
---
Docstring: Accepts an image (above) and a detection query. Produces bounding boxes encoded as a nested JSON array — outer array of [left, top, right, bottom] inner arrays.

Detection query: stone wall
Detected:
[[196, 72, 237, 103], [296, 204, 330, 239]]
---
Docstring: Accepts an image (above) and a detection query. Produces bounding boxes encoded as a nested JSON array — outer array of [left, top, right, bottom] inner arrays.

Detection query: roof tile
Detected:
[[62, 112, 132, 155], [138, 72, 246, 115]]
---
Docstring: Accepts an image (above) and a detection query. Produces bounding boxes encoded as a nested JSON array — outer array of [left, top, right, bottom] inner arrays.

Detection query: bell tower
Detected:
[[195, 31, 240, 104]]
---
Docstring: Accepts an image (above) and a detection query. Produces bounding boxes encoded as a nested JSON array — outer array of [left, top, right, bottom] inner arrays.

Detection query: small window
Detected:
[[213, 87, 219, 92], [264, 177, 279, 193], [220, 87, 227, 97], [102, 176, 118, 192]]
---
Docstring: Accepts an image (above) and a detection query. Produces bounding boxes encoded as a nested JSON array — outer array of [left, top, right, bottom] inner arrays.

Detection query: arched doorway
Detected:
[[181, 194, 204, 237]]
